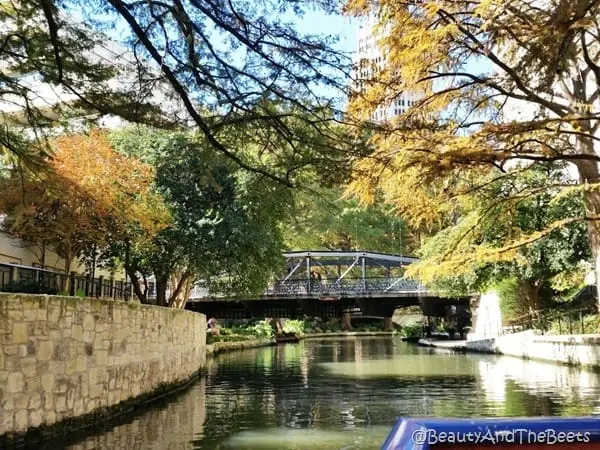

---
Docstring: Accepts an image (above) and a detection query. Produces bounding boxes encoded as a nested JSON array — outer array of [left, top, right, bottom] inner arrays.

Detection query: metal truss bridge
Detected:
[[186, 251, 472, 323], [189, 251, 422, 300]]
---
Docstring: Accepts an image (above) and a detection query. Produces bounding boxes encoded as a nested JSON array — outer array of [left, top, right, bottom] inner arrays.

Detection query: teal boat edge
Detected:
[[382, 416, 600, 449]]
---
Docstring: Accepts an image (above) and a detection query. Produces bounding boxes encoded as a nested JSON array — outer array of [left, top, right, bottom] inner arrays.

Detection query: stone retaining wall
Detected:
[[466, 330, 600, 368], [0, 293, 206, 439]]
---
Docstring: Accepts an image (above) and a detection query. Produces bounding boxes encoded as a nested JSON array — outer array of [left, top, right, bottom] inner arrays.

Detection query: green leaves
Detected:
[[109, 127, 293, 303], [284, 185, 410, 253], [411, 164, 591, 307]]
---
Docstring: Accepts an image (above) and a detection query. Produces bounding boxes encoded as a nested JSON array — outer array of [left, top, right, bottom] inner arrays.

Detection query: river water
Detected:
[[52, 336, 600, 449]]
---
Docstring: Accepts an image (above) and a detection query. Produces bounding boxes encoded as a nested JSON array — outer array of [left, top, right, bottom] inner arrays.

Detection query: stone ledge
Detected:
[[303, 331, 394, 339], [205, 332, 394, 357], [462, 331, 600, 369], [532, 334, 600, 346], [206, 338, 276, 356]]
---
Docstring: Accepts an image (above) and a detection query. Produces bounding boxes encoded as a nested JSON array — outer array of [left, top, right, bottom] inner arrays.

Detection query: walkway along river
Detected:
[[42, 336, 600, 449]]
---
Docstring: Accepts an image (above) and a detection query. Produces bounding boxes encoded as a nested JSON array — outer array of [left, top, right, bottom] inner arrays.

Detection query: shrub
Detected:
[[400, 324, 423, 339], [547, 313, 600, 335], [282, 319, 305, 334], [252, 319, 274, 339], [207, 333, 257, 344], [496, 277, 529, 320]]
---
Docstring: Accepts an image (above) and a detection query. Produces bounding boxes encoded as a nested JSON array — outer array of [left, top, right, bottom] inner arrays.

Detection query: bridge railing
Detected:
[[265, 277, 423, 296], [186, 277, 424, 300]]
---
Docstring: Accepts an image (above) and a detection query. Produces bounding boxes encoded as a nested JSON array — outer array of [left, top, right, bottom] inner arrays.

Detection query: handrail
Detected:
[[189, 277, 424, 299], [505, 305, 596, 335], [0, 262, 134, 301]]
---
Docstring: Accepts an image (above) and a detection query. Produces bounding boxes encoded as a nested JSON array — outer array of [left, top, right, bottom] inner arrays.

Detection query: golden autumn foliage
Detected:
[[0, 130, 169, 281], [344, 1, 600, 302]]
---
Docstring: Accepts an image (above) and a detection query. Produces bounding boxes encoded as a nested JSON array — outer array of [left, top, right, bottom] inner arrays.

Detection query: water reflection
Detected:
[[57, 378, 206, 450], [223, 427, 388, 449], [55, 337, 600, 450], [477, 355, 600, 416]]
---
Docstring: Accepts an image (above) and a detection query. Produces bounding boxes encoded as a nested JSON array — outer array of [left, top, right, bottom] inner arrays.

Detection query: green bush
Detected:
[[207, 319, 277, 342], [496, 277, 529, 320], [207, 333, 258, 344], [321, 319, 341, 332], [227, 323, 267, 337], [400, 324, 423, 339], [282, 319, 305, 334], [252, 319, 275, 339], [352, 323, 380, 332]]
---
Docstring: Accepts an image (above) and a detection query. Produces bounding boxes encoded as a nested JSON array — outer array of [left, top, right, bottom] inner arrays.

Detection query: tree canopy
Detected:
[[1, 0, 355, 184], [0, 130, 167, 289], [344, 0, 600, 306], [108, 127, 293, 307], [415, 164, 591, 310], [284, 185, 411, 254]]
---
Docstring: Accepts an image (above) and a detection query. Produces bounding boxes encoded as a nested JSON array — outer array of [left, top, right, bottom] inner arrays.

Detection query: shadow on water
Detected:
[[50, 336, 600, 449], [40, 378, 207, 450]]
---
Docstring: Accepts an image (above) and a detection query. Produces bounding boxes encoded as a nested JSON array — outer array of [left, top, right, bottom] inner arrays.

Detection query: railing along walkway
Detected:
[[0, 262, 137, 301]]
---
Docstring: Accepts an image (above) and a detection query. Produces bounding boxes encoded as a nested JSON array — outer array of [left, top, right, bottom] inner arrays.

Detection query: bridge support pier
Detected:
[[342, 312, 352, 331], [383, 317, 394, 332]]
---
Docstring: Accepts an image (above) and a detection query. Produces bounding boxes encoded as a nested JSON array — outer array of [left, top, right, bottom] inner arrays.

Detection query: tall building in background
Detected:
[[353, 16, 417, 122]]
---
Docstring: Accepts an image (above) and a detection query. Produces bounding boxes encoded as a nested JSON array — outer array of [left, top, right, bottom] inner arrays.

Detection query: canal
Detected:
[[50, 336, 600, 449]]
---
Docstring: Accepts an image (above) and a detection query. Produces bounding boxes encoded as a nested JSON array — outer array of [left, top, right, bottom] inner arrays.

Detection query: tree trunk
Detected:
[[342, 312, 352, 331], [575, 134, 600, 312], [383, 317, 394, 331], [522, 280, 542, 313], [270, 318, 283, 334], [587, 213, 600, 312], [167, 271, 191, 309], [171, 276, 191, 309], [126, 269, 148, 303], [155, 274, 169, 307], [63, 246, 73, 294]]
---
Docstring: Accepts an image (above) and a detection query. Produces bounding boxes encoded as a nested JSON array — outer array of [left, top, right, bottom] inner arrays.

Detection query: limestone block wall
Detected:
[[0, 293, 206, 437]]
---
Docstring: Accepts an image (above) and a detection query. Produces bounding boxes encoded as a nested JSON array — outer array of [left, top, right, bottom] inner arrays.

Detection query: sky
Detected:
[[294, 8, 358, 57], [290, 8, 358, 107], [64, 2, 360, 111]]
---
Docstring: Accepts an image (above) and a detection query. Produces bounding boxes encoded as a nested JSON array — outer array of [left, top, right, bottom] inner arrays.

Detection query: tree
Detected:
[[1, 0, 352, 184], [108, 128, 292, 308], [284, 185, 411, 254], [0, 131, 167, 291], [415, 164, 591, 312], [345, 1, 600, 307]]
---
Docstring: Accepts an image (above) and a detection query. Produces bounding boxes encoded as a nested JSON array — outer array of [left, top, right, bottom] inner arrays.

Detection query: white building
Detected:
[[353, 16, 418, 122]]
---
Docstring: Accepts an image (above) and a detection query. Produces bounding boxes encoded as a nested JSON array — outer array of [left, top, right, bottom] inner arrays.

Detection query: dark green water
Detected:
[[59, 337, 600, 449]]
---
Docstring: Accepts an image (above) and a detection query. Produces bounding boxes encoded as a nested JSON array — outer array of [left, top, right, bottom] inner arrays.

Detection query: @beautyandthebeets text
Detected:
[[411, 428, 592, 446]]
